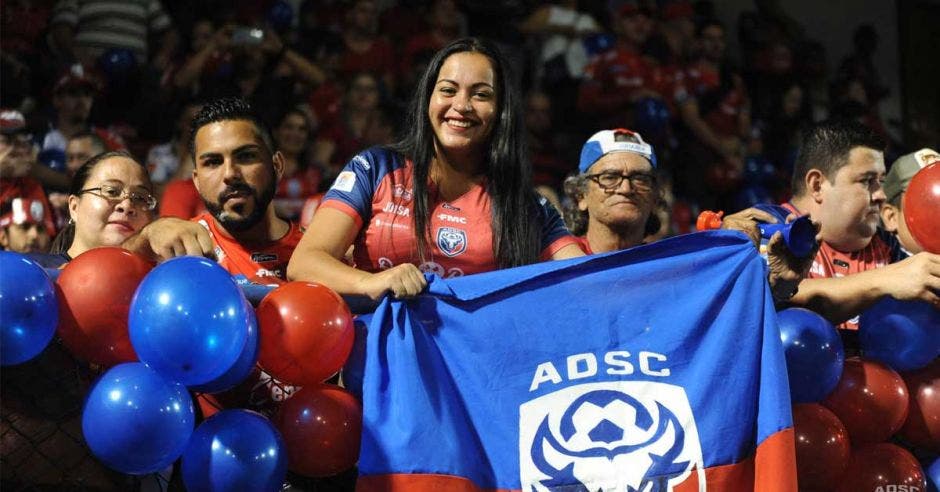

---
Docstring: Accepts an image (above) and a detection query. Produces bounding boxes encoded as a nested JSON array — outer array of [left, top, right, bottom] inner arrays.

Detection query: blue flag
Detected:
[[346, 231, 796, 491]]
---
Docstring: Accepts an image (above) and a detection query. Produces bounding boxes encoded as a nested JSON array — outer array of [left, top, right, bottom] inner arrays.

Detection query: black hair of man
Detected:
[[791, 119, 886, 196], [189, 97, 276, 160]]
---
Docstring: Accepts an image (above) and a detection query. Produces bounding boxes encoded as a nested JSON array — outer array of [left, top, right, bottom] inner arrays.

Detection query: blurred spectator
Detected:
[[880, 148, 940, 256], [166, 18, 231, 98], [146, 101, 201, 189], [200, 25, 325, 126], [760, 80, 812, 177], [400, 0, 466, 87], [675, 19, 751, 209], [157, 103, 206, 219], [525, 90, 574, 193], [519, 0, 600, 127], [0, 109, 57, 236], [40, 64, 124, 157], [272, 106, 322, 221], [577, 3, 664, 131], [338, 0, 397, 93], [837, 24, 889, 107], [46, 130, 108, 230], [0, 198, 53, 253], [65, 131, 106, 175], [315, 72, 394, 175], [49, 0, 177, 69]]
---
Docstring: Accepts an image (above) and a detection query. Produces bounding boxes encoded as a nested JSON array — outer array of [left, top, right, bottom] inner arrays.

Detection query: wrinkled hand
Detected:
[[878, 252, 940, 307], [721, 207, 778, 247], [356, 263, 427, 301], [125, 218, 215, 261], [767, 214, 821, 302]]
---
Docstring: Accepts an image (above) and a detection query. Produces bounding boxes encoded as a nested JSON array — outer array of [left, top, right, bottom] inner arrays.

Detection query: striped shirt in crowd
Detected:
[[51, 0, 172, 62]]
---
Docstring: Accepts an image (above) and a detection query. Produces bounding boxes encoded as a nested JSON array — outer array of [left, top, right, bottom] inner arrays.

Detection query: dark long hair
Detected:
[[389, 37, 540, 269], [49, 150, 144, 254]]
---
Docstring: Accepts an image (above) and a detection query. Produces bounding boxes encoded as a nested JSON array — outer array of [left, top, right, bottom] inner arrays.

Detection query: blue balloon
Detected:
[[777, 308, 844, 403], [181, 409, 287, 492], [82, 362, 194, 474], [0, 252, 58, 366], [928, 457, 940, 492], [860, 297, 940, 372], [129, 256, 252, 386], [191, 301, 259, 393]]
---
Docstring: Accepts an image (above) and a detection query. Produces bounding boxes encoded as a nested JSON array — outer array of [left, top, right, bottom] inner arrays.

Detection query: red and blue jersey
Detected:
[[320, 147, 576, 277]]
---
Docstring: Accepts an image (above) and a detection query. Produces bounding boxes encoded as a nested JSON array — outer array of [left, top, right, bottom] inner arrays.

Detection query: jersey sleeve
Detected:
[[320, 148, 387, 229], [536, 195, 577, 259]]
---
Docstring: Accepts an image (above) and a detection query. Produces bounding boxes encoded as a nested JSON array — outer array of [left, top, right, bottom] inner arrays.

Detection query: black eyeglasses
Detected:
[[585, 172, 655, 192], [80, 183, 157, 210]]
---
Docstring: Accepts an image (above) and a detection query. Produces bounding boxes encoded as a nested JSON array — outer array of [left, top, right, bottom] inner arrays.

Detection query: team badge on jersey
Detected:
[[436, 227, 467, 257], [519, 381, 705, 491]]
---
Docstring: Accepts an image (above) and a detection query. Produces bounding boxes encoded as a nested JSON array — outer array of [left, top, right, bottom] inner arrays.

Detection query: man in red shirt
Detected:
[[782, 120, 940, 329], [123, 98, 305, 416], [125, 98, 302, 278]]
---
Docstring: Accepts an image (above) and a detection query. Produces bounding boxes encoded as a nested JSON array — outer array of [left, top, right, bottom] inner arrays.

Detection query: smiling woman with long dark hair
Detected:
[[288, 37, 582, 300]]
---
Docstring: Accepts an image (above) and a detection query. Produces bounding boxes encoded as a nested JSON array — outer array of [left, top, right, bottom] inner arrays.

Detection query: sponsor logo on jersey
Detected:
[[332, 171, 357, 192], [251, 252, 278, 263]]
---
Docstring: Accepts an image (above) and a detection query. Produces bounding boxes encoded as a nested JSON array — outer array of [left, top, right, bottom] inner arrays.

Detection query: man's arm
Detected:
[[789, 252, 940, 323], [122, 217, 215, 262]]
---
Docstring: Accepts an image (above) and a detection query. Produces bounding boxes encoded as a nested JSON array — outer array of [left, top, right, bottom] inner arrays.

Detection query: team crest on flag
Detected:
[[436, 227, 467, 257], [519, 381, 706, 491]]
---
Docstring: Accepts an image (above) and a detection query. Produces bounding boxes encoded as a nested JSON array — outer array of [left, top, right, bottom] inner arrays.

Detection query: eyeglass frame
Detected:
[[78, 183, 157, 211], [584, 171, 656, 192]]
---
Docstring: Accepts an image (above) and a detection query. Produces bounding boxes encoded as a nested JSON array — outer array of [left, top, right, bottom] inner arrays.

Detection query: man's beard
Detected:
[[204, 180, 275, 232]]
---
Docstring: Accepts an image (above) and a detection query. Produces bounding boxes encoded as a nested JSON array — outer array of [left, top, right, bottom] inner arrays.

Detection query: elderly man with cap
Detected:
[[564, 127, 814, 303], [880, 148, 940, 256]]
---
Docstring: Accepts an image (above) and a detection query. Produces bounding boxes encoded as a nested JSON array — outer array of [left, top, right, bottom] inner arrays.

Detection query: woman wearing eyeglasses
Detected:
[[50, 150, 157, 260]]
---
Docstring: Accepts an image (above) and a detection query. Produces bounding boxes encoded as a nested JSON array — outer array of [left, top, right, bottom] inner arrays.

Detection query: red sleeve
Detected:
[[159, 179, 203, 219]]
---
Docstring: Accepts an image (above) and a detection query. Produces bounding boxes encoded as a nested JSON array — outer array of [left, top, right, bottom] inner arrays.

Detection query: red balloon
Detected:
[[257, 282, 354, 386], [835, 443, 926, 492], [56, 247, 153, 366], [793, 403, 851, 491], [899, 360, 940, 452], [823, 357, 909, 445], [275, 384, 361, 477], [903, 161, 940, 253]]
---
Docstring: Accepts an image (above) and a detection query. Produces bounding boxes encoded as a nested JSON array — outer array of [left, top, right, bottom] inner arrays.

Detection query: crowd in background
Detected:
[[0, 0, 917, 250]]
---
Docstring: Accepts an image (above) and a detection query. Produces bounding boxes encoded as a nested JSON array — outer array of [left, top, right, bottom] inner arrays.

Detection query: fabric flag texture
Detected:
[[345, 231, 796, 491]]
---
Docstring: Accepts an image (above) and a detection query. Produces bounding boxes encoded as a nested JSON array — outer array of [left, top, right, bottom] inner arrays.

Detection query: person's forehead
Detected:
[[88, 157, 149, 185], [195, 120, 265, 154], [589, 152, 653, 173], [838, 146, 885, 176]]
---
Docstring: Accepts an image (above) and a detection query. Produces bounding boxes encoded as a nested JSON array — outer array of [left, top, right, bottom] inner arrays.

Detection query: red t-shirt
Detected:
[[578, 46, 657, 118], [682, 61, 747, 138], [782, 202, 900, 330], [159, 178, 206, 219], [321, 148, 577, 278], [190, 213, 305, 417], [274, 167, 322, 221], [338, 36, 396, 81]]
